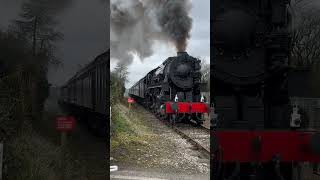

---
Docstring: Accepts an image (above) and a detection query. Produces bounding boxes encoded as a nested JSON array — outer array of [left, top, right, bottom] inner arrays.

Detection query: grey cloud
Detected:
[[0, 0, 108, 86], [110, 0, 193, 66], [123, 0, 210, 88], [48, 0, 108, 86]]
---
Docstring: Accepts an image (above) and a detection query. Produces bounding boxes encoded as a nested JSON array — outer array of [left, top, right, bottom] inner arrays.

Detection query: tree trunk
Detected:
[[32, 16, 38, 57]]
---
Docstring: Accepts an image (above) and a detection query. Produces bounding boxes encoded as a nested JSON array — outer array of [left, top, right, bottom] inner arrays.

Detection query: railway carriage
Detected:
[[59, 51, 109, 136]]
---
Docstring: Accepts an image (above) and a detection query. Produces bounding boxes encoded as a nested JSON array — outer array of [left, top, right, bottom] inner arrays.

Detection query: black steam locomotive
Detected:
[[212, 0, 320, 179], [59, 51, 109, 136], [129, 52, 209, 125]]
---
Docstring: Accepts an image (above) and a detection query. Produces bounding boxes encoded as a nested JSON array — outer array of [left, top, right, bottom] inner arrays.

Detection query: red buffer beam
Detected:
[[212, 130, 320, 162]]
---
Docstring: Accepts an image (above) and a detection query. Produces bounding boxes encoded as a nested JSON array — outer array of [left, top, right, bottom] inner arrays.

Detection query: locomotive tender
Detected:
[[129, 52, 209, 125], [59, 51, 109, 136], [212, 0, 320, 179]]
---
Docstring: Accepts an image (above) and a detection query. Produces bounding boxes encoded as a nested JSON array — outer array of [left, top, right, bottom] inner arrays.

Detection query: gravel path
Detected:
[[111, 104, 210, 179], [174, 123, 210, 153]]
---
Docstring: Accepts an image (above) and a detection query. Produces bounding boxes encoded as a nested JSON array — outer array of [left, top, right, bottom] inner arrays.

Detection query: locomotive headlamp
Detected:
[[201, 95, 205, 102], [174, 94, 179, 102], [211, 103, 218, 127], [290, 104, 301, 128]]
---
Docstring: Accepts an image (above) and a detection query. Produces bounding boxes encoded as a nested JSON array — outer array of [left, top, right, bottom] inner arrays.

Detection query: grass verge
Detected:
[[110, 103, 158, 166], [4, 126, 85, 180]]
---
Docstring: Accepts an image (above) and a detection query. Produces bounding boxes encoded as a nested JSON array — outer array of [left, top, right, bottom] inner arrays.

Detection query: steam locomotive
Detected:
[[129, 52, 209, 125], [212, 0, 320, 179]]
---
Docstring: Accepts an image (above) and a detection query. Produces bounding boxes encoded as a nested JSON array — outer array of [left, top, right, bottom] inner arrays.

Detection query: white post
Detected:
[[110, 107, 118, 172], [0, 143, 3, 180]]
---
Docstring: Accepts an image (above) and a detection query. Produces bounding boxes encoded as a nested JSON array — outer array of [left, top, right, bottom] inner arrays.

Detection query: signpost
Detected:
[[56, 116, 75, 145], [55, 116, 75, 180], [128, 97, 135, 110], [56, 116, 76, 132]]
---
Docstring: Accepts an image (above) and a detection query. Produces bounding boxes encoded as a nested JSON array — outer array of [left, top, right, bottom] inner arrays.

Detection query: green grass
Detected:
[[5, 130, 60, 180], [111, 110, 133, 135], [110, 104, 157, 163], [4, 127, 85, 180]]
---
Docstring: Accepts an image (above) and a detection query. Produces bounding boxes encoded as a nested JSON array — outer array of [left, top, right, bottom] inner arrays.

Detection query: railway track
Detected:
[[172, 123, 210, 156], [140, 105, 210, 157]]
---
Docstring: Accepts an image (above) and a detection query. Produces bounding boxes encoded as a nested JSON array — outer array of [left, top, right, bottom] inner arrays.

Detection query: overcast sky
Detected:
[[110, 0, 210, 88], [0, 0, 108, 86], [49, 0, 108, 86], [1, 0, 211, 89]]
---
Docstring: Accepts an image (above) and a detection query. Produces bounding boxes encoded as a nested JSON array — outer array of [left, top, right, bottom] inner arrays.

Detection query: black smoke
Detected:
[[110, 0, 192, 65]]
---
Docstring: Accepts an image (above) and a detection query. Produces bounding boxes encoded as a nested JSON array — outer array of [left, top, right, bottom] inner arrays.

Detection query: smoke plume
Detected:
[[110, 0, 192, 65], [156, 0, 192, 51]]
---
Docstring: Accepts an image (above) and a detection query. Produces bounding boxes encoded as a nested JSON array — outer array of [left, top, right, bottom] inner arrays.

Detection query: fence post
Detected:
[[0, 142, 3, 180]]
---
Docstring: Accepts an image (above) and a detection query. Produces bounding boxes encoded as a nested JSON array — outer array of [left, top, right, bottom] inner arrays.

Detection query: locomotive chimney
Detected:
[[177, 52, 188, 57]]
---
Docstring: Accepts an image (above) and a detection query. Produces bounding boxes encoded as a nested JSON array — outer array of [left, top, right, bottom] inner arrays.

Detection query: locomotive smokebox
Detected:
[[177, 51, 188, 57]]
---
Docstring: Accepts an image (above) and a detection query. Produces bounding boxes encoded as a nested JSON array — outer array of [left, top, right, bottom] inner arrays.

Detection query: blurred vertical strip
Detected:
[[106, 0, 111, 177]]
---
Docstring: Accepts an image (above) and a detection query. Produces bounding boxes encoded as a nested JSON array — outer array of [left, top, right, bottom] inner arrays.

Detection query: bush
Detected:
[[3, 128, 84, 180]]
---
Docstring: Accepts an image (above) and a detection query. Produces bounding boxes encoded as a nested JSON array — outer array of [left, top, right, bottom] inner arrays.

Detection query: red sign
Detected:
[[56, 116, 76, 132], [128, 98, 135, 103]]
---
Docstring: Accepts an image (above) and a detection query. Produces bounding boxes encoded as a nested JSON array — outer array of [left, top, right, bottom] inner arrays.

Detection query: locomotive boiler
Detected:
[[129, 52, 209, 125], [212, 0, 320, 179]]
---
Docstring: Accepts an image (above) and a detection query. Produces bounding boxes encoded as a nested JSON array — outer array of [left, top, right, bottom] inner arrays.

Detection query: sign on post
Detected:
[[55, 116, 75, 180], [128, 98, 135, 103], [56, 116, 76, 132], [128, 98, 135, 110]]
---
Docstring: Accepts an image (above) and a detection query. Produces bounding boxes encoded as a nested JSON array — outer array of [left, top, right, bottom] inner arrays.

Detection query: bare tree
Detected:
[[199, 58, 209, 81], [111, 63, 128, 105], [291, 0, 314, 9], [291, 0, 320, 67], [113, 63, 129, 83], [13, 0, 64, 62], [6, 0, 71, 120]]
